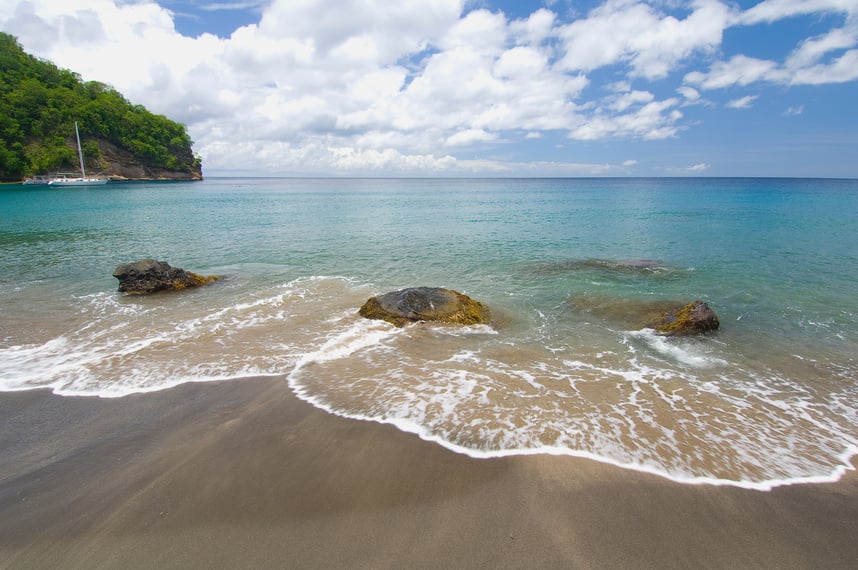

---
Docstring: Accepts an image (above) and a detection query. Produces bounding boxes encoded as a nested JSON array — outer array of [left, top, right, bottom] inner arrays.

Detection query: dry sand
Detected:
[[1, 376, 857, 569]]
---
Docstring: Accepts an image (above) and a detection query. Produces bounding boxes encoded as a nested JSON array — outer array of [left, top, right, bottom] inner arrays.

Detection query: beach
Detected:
[[2, 375, 857, 569], [3, 177, 858, 567]]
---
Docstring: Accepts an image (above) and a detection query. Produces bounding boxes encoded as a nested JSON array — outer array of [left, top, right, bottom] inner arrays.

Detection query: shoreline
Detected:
[[2, 377, 857, 568], [287, 372, 858, 492]]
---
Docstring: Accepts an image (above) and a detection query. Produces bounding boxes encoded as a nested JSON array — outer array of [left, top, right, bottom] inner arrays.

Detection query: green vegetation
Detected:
[[175, 273, 220, 291], [0, 32, 199, 181], [649, 300, 720, 336]]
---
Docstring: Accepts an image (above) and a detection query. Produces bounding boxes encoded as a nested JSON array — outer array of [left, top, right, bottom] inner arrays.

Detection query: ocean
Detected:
[[1, 177, 856, 490]]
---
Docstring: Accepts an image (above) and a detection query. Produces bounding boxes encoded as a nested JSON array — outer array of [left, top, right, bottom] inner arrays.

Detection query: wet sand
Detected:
[[1, 376, 857, 569]]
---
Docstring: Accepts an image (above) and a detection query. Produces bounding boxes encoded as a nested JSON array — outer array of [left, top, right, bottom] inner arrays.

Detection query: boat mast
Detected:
[[74, 121, 86, 178]]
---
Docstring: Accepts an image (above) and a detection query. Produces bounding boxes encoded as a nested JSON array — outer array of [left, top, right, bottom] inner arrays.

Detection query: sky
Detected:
[[1, 0, 857, 178]]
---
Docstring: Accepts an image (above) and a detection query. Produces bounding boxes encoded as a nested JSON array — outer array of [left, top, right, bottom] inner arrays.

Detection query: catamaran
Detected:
[[47, 122, 108, 186]]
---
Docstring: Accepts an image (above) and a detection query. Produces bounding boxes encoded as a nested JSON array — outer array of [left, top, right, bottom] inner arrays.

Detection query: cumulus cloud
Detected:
[[789, 48, 858, 84], [686, 44, 858, 89], [687, 162, 710, 172], [557, 0, 734, 79], [687, 0, 858, 90], [570, 97, 683, 140], [445, 128, 497, 147], [0, 0, 855, 175], [685, 55, 783, 88]]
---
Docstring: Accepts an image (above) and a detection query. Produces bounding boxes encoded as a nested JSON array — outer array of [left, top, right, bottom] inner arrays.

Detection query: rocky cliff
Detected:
[[87, 137, 202, 181]]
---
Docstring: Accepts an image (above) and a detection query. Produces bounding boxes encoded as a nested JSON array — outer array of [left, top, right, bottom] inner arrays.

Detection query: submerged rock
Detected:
[[359, 287, 490, 328], [577, 258, 671, 272], [569, 294, 719, 336], [112, 259, 218, 294], [569, 293, 678, 328], [648, 300, 719, 337], [526, 258, 674, 277]]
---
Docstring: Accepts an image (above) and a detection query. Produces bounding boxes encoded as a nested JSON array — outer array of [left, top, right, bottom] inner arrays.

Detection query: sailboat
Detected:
[[48, 122, 108, 186]]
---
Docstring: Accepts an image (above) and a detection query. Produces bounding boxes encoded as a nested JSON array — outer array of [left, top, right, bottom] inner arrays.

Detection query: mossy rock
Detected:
[[359, 287, 491, 328], [113, 259, 218, 294], [648, 300, 719, 336]]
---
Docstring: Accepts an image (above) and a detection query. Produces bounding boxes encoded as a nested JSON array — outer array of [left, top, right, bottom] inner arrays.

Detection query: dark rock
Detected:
[[112, 259, 218, 294], [359, 287, 490, 328], [648, 300, 720, 336]]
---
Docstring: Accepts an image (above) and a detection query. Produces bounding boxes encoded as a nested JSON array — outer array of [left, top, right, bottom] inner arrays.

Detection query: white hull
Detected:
[[48, 177, 108, 186]]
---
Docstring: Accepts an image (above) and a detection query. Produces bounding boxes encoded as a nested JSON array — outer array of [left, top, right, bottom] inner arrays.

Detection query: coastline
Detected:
[[1, 377, 857, 569], [11, 176, 203, 184]]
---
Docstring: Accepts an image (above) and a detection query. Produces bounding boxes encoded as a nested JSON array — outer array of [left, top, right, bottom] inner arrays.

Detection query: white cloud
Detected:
[[790, 48, 858, 84], [509, 8, 556, 44], [328, 146, 457, 172], [786, 25, 858, 69], [259, 0, 461, 61], [687, 162, 710, 172], [739, 0, 857, 26], [685, 41, 858, 89], [453, 159, 618, 176], [445, 128, 497, 146], [494, 45, 547, 78], [676, 85, 701, 101], [557, 0, 734, 79], [784, 104, 805, 115], [726, 95, 758, 108], [609, 90, 655, 112], [685, 55, 783, 88], [439, 8, 507, 54], [569, 96, 683, 140]]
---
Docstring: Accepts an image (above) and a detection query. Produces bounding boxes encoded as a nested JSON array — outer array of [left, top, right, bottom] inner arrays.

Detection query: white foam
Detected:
[[0, 276, 362, 397], [626, 328, 729, 368], [427, 323, 498, 336], [294, 318, 401, 368], [286, 365, 858, 491], [285, 314, 858, 491]]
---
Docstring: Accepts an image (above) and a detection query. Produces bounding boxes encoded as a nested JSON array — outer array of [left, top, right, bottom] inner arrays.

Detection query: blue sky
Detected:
[[1, 0, 856, 177]]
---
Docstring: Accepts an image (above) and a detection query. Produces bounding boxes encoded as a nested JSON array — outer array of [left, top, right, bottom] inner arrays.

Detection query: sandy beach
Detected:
[[1, 376, 857, 569]]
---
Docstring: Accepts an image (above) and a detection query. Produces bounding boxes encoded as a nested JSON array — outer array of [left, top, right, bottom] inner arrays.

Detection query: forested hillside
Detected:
[[0, 32, 201, 181]]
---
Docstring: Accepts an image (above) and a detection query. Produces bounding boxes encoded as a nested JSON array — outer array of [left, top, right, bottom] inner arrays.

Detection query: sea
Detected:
[[1, 177, 857, 490]]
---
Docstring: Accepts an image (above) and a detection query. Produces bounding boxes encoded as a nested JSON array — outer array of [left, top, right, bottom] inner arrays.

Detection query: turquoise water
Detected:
[[1, 178, 857, 488]]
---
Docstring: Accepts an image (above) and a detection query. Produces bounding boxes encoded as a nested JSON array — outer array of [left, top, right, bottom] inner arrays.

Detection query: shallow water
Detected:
[[1, 177, 857, 488]]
